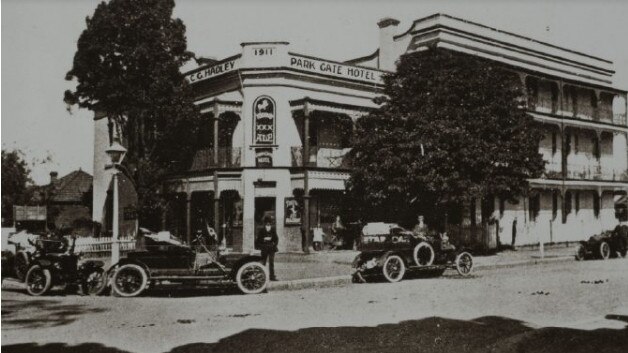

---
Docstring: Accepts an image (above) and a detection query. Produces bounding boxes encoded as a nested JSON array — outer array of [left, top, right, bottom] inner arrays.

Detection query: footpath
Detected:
[[268, 244, 577, 291]]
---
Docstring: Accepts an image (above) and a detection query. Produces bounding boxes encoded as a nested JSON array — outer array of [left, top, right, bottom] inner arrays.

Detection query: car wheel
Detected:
[[82, 267, 108, 296], [112, 264, 148, 297], [575, 245, 586, 261], [235, 262, 269, 294], [455, 252, 474, 276], [413, 242, 435, 267], [14, 251, 30, 282], [599, 241, 611, 260], [25, 265, 52, 296], [382, 255, 406, 283]]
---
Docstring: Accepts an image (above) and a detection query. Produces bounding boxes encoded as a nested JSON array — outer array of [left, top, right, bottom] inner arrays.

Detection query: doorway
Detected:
[[254, 197, 276, 240]]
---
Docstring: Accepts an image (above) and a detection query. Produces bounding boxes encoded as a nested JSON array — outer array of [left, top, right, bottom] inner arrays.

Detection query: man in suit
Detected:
[[256, 219, 278, 281]]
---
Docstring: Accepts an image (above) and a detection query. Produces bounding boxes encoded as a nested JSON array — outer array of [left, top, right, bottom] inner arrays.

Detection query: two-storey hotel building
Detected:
[[93, 14, 628, 252]]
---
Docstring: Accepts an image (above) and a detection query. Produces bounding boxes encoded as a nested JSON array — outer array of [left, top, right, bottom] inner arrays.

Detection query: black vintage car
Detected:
[[23, 237, 108, 296], [109, 233, 269, 297], [352, 223, 474, 283], [575, 225, 628, 261]]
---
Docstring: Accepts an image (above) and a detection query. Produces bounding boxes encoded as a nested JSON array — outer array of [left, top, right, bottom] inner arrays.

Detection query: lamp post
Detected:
[[105, 139, 127, 265]]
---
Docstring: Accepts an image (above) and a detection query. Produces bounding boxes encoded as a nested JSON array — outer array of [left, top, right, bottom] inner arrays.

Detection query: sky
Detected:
[[2, 0, 628, 185]]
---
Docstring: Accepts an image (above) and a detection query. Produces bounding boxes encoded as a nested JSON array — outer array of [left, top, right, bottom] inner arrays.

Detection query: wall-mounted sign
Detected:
[[185, 58, 240, 84], [255, 148, 273, 167], [289, 54, 384, 84], [284, 198, 302, 225], [253, 96, 276, 144]]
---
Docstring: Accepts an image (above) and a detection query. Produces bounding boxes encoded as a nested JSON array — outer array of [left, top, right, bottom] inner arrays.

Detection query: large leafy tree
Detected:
[[64, 0, 201, 227], [1, 149, 33, 226], [347, 48, 545, 228]]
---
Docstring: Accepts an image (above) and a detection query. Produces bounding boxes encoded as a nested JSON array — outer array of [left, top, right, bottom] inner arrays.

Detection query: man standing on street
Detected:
[[256, 219, 278, 281]]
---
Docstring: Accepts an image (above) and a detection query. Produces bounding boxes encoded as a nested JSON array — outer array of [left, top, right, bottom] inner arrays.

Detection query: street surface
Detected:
[[2, 259, 627, 353]]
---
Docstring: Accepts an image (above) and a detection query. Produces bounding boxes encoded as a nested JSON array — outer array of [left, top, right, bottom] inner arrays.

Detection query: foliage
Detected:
[[64, 0, 201, 228], [1, 149, 33, 225], [347, 48, 545, 227]]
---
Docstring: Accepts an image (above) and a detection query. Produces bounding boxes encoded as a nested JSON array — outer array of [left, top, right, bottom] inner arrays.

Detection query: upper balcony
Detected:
[[525, 76, 627, 127], [189, 147, 242, 171], [291, 146, 352, 169]]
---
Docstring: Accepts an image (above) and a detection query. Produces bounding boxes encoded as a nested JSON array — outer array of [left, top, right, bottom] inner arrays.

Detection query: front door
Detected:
[[254, 197, 276, 246]]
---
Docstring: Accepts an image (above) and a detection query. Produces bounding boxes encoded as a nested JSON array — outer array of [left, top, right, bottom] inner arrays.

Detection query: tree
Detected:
[[1, 149, 33, 226], [347, 48, 545, 228], [64, 0, 201, 228]]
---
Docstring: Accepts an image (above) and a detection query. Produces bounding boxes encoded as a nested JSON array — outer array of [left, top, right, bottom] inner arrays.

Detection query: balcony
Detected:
[[291, 146, 352, 169], [189, 147, 242, 171]]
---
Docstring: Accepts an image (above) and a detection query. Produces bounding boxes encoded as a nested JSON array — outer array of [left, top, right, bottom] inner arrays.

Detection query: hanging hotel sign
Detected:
[[289, 54, 384, 84], [185, 57, 240, 84], [253, 96, 276, 144]]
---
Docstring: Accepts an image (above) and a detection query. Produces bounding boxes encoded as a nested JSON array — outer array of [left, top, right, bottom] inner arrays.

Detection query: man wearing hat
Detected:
[[256, 218, 278, 281]]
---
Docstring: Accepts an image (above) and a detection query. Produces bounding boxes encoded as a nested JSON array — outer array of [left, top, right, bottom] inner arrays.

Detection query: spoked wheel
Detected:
[[413, 242, 435, 267], [236, 262, 269, 294], [112, 264, 148, 297], [25, 265, 52, 296], [575, 245, 586, 261], [455, 252, 474, 276], [82, 268, 108, 296], [599, 241, 611, 260], [14, 251, 30, 282], [382, 255, 406, 283]]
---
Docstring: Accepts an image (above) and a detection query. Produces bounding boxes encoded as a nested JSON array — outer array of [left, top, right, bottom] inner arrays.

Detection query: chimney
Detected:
[[50, 171, 58, 185], [377, 17, 400, 71]]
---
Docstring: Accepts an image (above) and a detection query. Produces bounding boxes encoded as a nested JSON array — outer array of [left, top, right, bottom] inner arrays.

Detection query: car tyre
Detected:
[[382, 255, 406, 283], [599, 241, 611, 260], [25, 265, 52, 296], [112, 264, 148, 297], [235, 262, 269, 295], [412, 242, 435, 267], [455, 252, 474, 276], [82, 267, 108, 296], [575, 244, 586, 261]]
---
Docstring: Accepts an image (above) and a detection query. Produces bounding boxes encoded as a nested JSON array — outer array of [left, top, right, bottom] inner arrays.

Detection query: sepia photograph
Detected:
[[1, 0, 627, 352]]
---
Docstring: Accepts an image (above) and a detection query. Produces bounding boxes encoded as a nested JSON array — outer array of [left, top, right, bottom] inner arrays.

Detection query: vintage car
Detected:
[[575, 225, 628, 261], [109, 231, 269, 297], [352, 223, 474, 283], [23, 237, 108, 296]]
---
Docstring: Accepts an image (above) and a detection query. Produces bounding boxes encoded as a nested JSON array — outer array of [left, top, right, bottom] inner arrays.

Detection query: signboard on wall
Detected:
[[289, 54, 384, 84], [253, 96, 276, 145], [185, 58, 239, 84], [284, 198, 302, 225], [255, 148, 273, 167]]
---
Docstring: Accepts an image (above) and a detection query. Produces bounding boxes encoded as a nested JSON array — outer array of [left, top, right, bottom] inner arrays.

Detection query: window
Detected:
[[499, 197, 505, 217], [575, 191, 580, 213], [593, 192, 600, 219], [552, 131, 558, 155], [574, 133, 579, 154], [563, 191, 572, 223], [529, 193, 540, 221]]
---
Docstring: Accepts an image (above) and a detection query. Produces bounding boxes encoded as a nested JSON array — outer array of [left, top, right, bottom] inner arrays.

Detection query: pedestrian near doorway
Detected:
[[331, 215, 346, 249], [256, 219, 278, 281]]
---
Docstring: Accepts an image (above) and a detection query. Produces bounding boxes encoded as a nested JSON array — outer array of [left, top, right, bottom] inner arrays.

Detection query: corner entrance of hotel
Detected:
[[254, 197, 276, 238]]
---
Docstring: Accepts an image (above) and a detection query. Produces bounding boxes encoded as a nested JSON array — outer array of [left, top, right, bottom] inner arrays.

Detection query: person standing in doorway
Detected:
[[256, 219, 278, 281], [511, 218, 518, 250]]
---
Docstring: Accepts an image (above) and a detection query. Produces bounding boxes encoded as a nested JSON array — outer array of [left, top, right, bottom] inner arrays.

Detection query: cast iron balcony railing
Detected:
[[189, 147, 242, 171], [291, 146, 352, 169], [614, 113, 628, 126]]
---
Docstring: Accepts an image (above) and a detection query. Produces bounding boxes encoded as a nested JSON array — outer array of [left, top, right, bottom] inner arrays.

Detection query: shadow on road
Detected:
[[3, 315, 627, 353], [1, 299, 108, 330]]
